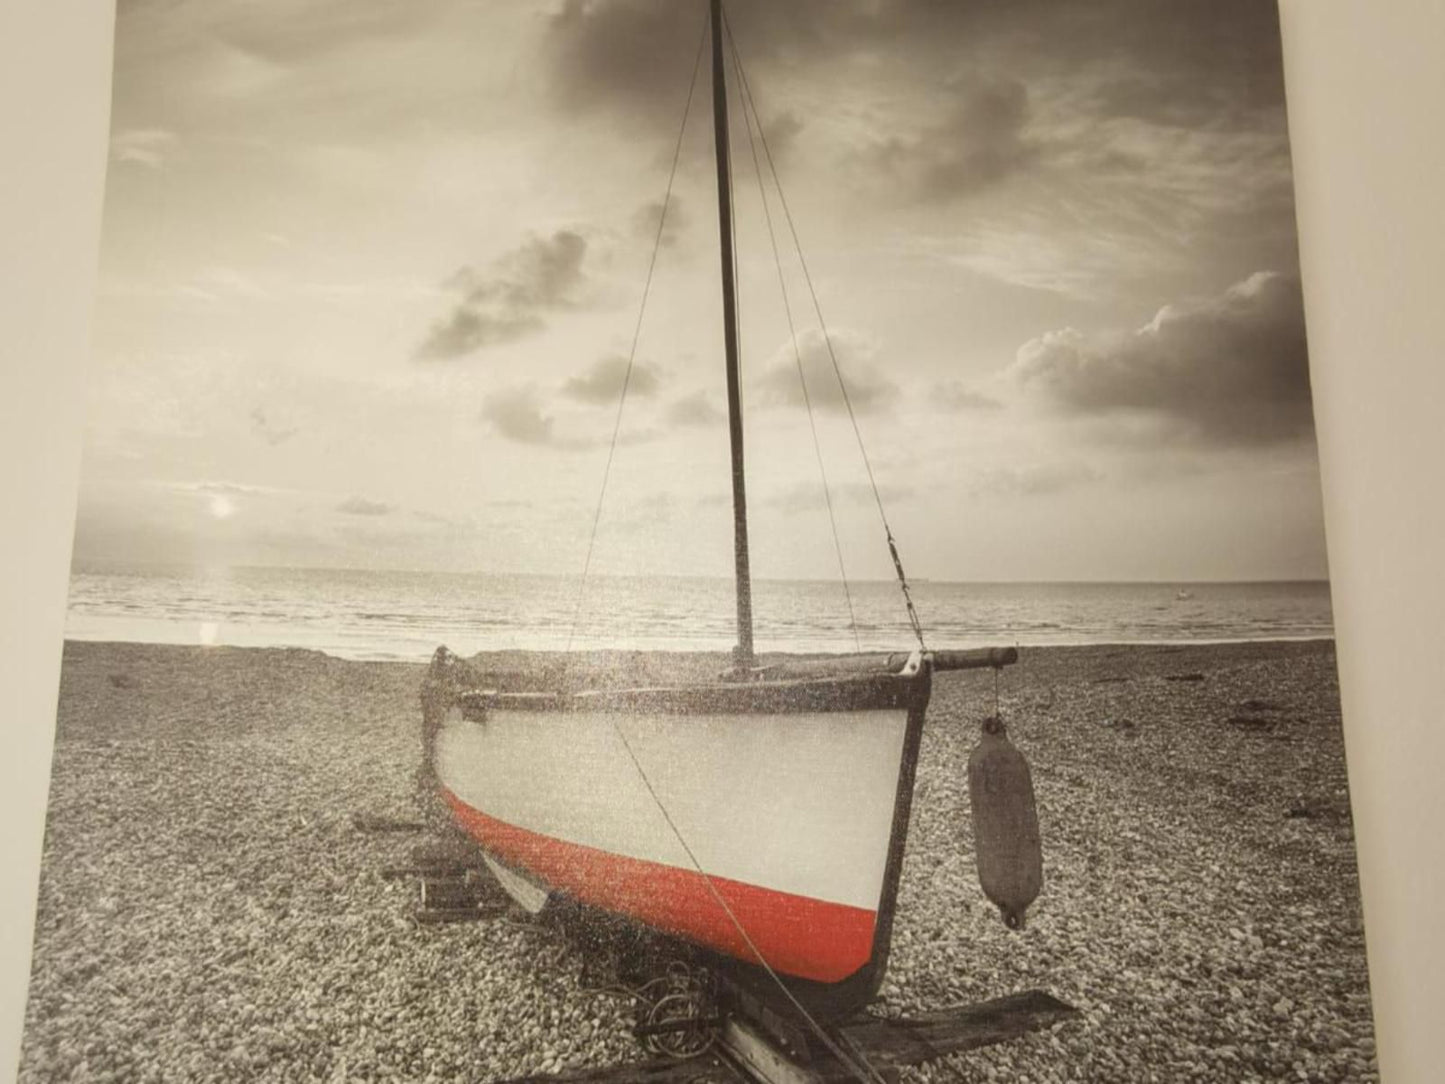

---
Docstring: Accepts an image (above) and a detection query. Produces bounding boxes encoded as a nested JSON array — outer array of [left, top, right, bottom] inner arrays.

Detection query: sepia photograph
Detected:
[[15, 1, 1380, 1081]]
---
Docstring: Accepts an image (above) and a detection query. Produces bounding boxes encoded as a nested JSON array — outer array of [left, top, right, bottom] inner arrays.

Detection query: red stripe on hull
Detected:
[[442, 789, 877, 984]]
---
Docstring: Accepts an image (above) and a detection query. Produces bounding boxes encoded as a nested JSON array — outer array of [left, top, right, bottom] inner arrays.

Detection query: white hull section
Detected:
[[435, 705, 910, 911]]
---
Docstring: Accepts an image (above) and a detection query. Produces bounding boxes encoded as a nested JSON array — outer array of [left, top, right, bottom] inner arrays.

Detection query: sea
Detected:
[[63, 563, 1334, 662]]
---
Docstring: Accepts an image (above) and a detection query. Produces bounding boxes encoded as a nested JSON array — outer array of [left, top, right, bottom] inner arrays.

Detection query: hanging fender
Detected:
[[967, 715, 1043, 930]]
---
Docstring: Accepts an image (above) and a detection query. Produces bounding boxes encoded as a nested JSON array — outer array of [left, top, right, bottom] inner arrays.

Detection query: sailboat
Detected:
[[417, 0, 1040, 1037]]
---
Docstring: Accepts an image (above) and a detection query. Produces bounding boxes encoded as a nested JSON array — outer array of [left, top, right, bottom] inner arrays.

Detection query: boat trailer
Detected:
[[485, 989, 1075, 1084], [375, 833, 1075, 1084]]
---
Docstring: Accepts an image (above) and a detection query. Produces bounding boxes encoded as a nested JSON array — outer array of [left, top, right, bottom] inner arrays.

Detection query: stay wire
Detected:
[[725, 19, 860, 652], [724, 10, 926, 652], [565, 13, 708, 659]]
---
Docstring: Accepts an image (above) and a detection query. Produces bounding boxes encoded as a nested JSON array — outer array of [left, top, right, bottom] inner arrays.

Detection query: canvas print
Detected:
[[21, 1, 1376, 1081]]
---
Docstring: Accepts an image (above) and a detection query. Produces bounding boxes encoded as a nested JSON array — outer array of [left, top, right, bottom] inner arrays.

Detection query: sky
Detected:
[[75, 0, 1327, 583]]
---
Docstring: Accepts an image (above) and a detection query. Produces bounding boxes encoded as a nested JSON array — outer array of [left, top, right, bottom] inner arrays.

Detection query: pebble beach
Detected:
[[19, 638, 1376, 1082]]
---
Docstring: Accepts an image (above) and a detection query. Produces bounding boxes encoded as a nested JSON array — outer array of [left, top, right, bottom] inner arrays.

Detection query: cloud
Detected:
[[932, 219, 1177, 301], [547, 0, 707, 117], [933, 382, 1002, 412], [972, 462, 1100, 499], [632, 197, 689, 249], [543, 1, 893, 123], [416, 230, 588, 359], [482, 387, 557, 445], [666, 391, 724, 427], [864, 74, 1035, 201], [110, 127, 177, 169], [1010, 270, 1313, 444], [336, 496, 391, 516], [755, 328, 900, 414], [562, 355, 661, 404], [481, 386, 592, 450], [761, 110, 804, 160], [1079, 3, 1288, 130]]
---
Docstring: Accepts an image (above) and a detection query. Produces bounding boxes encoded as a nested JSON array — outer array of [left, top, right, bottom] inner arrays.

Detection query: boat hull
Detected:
[[420, 650, 932, 1021]]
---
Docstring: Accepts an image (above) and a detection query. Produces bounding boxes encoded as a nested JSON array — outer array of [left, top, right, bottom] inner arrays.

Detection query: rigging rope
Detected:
[[564, 13, 709, 659], [726, 20, 861, 653], [563, 11, 905, 1084], [724, 9, 927, 652], [577, 18, 889, 1084]]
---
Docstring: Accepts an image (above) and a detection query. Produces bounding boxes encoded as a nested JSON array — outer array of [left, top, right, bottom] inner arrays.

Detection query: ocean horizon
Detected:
[[63, 562, 1335, 662]]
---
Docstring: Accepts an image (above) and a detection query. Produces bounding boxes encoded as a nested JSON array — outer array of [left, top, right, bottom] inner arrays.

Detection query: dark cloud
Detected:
[[562, 355, 661, 404], [758, 109, 804, 164], [632, 196, 690, 249], [540, 0, 1293, 251], [545, 1, 858, 117], [866, 74, 1035, 201], [481, 387, 592, 450], [482, 387, 559, 445], [764, 110, 803, 149], [1075, 3, 1287, 129], [666, 391, 724, 427], [1011, 271, 1313, 445], [548, 0, 705, 115], [756, 328, 899, 414], [336, 496, 391, 516], [883, 0, 1288, 126], [544, 2, 1285, 130], [417, 230, 588, 360]]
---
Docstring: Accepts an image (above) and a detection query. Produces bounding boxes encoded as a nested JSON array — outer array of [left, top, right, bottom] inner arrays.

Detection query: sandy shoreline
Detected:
[[19, 639, 1375, 1082]]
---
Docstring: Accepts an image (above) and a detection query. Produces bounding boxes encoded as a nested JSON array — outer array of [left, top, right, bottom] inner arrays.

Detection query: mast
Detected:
[[711, 0, 754, 668]]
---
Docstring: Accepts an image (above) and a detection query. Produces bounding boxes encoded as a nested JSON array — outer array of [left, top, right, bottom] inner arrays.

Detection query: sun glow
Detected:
[[209, 494, 236, 519]]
